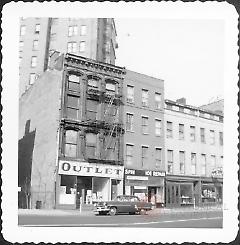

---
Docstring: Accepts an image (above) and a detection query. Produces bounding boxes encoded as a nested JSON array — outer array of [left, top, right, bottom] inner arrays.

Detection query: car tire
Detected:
[[139, 209, 146, 215], [109, 207, 117, 216]]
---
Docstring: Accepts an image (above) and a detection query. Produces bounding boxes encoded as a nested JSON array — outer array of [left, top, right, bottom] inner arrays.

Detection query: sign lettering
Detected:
[[125, 168, 165, 177]]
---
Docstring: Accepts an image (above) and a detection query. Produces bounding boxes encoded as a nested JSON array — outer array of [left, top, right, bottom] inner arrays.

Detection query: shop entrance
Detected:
[[148, 187, 157, 204], [76, 176, 92, 208]]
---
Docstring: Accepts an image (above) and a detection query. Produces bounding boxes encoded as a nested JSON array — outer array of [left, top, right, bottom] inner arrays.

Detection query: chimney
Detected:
[[176, 97, 186, 105]]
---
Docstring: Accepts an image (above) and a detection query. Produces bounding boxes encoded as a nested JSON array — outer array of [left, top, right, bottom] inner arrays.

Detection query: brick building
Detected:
[[164, 98, 223, 207], [19, 18, 117, 96], [123, 71, 165, 207], [19, 54, 125, 209]]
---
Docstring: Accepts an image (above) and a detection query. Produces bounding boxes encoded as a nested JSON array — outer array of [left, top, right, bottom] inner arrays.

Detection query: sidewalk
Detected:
[[18, 205, 222, 216]]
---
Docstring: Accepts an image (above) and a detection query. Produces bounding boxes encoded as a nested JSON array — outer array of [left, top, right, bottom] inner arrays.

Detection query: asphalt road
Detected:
[[18, 210, 223, 228]]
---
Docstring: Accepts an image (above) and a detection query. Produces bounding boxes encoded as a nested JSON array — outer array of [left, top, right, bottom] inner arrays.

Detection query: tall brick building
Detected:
[[19, 18, 117, 96], [19, 54, 125, 209]]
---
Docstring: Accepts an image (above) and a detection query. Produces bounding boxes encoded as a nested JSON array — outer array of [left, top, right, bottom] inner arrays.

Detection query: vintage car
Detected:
[[93, 195, 153, 216]]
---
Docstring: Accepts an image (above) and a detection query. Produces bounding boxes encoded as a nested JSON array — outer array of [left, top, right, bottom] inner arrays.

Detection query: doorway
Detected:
[[76, 176, 92, 208]]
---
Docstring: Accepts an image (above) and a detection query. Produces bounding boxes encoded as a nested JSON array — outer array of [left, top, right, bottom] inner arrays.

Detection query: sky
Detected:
[[115, 19, 224, 107]]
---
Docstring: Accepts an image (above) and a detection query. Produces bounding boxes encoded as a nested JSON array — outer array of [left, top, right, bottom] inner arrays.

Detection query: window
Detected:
[[142, 116, 149, 134], [141, 146, 148, 167], [29, 73, 36, 85], [179, 124, 184, 140], [201, 154, 206, 176], [126, 113, 133, 131], [155, 148, 162, 167], [210, 155, 216, 169], [219, 132, 223, 146], [191, 153, 196, 175], [190, 126, 196, 142], [31, 56, 37, 67], [68, 25, 78, 36], [65, 130, 77, 158], [126, 85, 134, 103], [155, 92, 162, 109], [67, 42, 77, 53], [66, 95, 79, 120], [179, 107, 184, 113], [167, 150, 173, 174], [68, 74, 80, 92], [220, 156, 223, 167], [166, 121, 173, 138], [86, 133, 97, 158], [155, 119, 162, 136], [32, 40, 39, 50], [79, 41, 86, 52], [20, 25, 26, 36], [106, 82, 116, 94], [126, 144, 134, 166], [86, 100, 98, 120], [87, 79, 98, 89], [80, 25, 87, 35], [210, 130, 215, 145], [166, 104, 172, 110], [142, 89, 149, 107], [35, 24, 40, 34], [19, 41, 24, 51], [179, 151, 185, 174], [200, 128, 205, 143], [19, 57, 22, 67]]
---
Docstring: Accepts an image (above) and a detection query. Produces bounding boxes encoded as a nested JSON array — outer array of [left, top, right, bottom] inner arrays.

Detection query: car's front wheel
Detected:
[[109, 207, 117, 216]]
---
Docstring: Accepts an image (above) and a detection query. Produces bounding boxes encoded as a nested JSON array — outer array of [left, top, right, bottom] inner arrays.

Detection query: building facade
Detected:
[[123, 70, 166, 207], [18, 54, 125, 209], [19, 18, 117, 96], [164, 99, 223, 207]]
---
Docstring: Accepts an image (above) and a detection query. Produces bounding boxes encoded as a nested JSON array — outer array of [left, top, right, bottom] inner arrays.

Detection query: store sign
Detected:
[[211, 167, 223, 178], [125, 168, 166, 177], [58, 160, 124, 179]]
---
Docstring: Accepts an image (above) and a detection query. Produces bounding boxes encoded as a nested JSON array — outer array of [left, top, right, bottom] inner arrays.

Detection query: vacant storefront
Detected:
[[56, 160, 124, 209], [124, 168, 166, 207]]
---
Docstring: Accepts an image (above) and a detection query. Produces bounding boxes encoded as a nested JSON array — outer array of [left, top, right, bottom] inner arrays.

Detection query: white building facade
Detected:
[[164, 99, 223, 207]]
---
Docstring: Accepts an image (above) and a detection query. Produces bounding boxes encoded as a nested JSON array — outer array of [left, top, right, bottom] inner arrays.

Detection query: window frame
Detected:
[[126, 113, 134, 131], [190, 125, 196, 142], [201, 154, 207, 176], [29, 73, 36, 85], [141, 89, 149, 107], [64, 129, 78, 158], [210, 130, 215, 145], [35, 24, 40, 34], [80, 25, 87, 36], [167, 150, 173, 174], [31, 56, 37, 67], [155, 119, 162, 136], [141, 116, 149, 134], [191, 153, 197, 175], [155, 147, 162, 167], [155, 92, 162, 109], [20, 25, 26, 36], [179, 124, 184, 140], [32, 40, 39, 51], [126, 144, 134, 166], [67, 42, 77, 53], [79, 41, 86, 52], [141, 145, 148, 167], [200, 128, 206, 143], [166, 121, 173, 138], [126, 85, 134, 103], [179, 151, 185, 174]]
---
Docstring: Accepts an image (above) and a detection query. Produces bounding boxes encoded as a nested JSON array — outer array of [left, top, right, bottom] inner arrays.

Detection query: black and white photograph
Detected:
[[1, 2, 238, 244]]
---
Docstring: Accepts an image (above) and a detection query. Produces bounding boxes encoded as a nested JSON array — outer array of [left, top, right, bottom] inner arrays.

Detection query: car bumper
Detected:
[[93, 207, 110, 214]]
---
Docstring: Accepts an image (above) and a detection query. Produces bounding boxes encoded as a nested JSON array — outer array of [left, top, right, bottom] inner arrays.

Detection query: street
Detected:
[[18, 209, 223, 228]]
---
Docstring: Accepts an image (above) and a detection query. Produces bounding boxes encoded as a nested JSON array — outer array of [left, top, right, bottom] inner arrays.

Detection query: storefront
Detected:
[[124, 168, 166, 208], [56, 160, 124, 209]]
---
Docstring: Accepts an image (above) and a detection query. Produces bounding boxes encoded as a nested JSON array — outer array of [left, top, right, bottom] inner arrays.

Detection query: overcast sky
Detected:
[[115, 19, 224, 107]]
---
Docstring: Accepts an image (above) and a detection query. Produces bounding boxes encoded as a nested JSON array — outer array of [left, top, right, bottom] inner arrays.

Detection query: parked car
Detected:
[[93, 195, 153, 216]]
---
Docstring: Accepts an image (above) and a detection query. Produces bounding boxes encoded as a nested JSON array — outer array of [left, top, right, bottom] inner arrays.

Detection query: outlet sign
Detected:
[[58, 160, 124, 179], [125, 168, 166, 177]]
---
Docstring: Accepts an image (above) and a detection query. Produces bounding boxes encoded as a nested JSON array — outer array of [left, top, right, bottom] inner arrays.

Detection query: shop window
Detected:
[[201, 154, 207, 176], [66, 95, 80, 120], [64, 130, 77, 158], [155, 92, 162, 109], [210, 130, 215, 145], [127, 85, 134, 103], [60, 175, 75, 194], [142, 89, 149, 107], [190, 126, 196, 142], [141, 146, 148, 166], [167, 150, 173, 174], [202, 185, 216, 202], [200, 128, 205, 143], [126, 113, 133, 131], [219, 132, 223, 146], [141, 116, 149, 134], [180, 184, 193, 205], [166, 121, 173, 138], [68, 74, 80, 92], [86, 133, 97, 158], [155, 148, 162, 167], [179, 124, 184, 140], [191, 153, 196, 175], [155, 119, 162, 136], [86, 99, 98, 120], [179, 151, 185, 174], [126, 144, 134, 166]]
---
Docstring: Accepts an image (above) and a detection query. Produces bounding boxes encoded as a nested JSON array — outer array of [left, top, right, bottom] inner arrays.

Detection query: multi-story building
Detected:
[[19, 18, 117, 96], [123, 70, 166, 207], [199, 99, 224, 115], [18, 54, 125, 209], [164, 98, 223, 207]]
